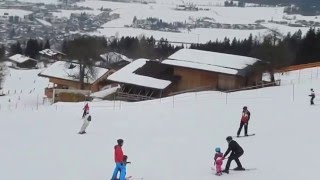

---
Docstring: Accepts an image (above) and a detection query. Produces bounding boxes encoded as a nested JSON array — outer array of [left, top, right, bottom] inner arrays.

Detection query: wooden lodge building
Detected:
[[8, 54, 37, 69], [107, 49, 264, 101], [38, 61, 114, 100]]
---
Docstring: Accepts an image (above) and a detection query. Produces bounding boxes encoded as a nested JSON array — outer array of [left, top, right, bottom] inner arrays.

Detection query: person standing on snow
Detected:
[[309, 88, 315, 105], [237, 106, 251, 137], [222, 136, 245, 174], [82, 103, 89, 118], [214, 147, 224, 176], [119, 155, 131, 180], [78, 111, 91, 134], [111, 139, 125, 180]]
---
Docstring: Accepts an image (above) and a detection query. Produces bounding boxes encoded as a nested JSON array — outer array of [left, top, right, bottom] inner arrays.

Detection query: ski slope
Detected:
[[0, 67, 320, 180]]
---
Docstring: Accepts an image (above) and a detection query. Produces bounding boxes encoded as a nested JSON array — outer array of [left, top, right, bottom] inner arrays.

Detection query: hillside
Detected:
[[0, 66, 320, 180]]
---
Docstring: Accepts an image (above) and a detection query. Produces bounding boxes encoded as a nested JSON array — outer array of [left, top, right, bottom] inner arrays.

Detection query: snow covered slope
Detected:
[[0, 67, 320, 180]]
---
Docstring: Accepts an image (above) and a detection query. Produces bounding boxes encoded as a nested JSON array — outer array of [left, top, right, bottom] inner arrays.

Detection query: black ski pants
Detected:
[[225, 152, 244, 170], [237, 122, 248, 136], [311, 96, 315, 105]]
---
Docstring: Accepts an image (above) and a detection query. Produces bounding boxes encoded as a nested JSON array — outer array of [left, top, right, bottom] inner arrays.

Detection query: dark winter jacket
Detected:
[[224, 140, 244, 157], [310, 90, 315, 98]]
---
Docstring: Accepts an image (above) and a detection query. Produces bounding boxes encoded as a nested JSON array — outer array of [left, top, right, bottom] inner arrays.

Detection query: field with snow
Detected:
[[72, 0, 317, 43], [15, 0, 59, 4], [0, 65, 320, 180], [4, 0, 317, 43], [52, 9, 103, 18], [0, 9, 33, 18]]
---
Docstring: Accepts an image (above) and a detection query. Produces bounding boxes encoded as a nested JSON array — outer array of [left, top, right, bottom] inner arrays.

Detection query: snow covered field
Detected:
[[0, 9, 33, 18], [73, 0, 315, 43], [14, 0, 59, 4], [0, 65, 320, 180], [52, 9, 103, 18]]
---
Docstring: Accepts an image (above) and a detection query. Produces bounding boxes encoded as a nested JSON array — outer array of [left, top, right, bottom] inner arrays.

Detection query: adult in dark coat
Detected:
[[309, 89, 315, 105], [222, 136, 245, 174]]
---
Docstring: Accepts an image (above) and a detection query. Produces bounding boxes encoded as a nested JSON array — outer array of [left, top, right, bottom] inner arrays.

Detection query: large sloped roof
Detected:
[[107, 59, 171, 90], [39, 49, 66, 57], [38, 61, 109, 84], [162, 49, 260, 75], [9, 54, 37, 64]]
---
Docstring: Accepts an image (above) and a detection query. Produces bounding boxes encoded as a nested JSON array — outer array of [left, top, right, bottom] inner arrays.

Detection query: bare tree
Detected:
[[65, 36, 106, 89]]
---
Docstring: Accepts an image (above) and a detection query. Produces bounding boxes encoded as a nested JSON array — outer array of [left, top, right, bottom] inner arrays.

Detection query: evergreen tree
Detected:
[[25, 39, 40, 58], [296, 28, 317, 64], [0, 45, 5, 89], [0, 45, 5, 62], [9, 42, 23, 56], [44, 39, 50, 49], [61, 39, 68, 54]]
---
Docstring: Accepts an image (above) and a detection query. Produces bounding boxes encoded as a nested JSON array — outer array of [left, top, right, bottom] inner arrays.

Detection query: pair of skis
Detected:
[[211, 167, 257, 176], [121, 176, 143, 180], [233, 133, 256, 138]]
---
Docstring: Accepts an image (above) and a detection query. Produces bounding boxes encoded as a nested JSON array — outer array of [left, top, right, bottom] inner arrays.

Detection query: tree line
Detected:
[[190, 28, 320, 69], [9, 39, 50, 58], [6, 28, 320, 70], [238, 0, 320, 15], [0, 44, 6, 89]]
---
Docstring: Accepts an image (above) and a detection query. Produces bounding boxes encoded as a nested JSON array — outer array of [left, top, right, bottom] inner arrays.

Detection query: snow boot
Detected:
[[233, 167, 245, 171], [222, 169, 229, 174]]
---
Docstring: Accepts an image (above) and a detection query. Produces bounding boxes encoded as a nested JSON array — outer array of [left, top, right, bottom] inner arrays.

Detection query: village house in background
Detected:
[[98, 51, 132, 69], [39, 49, 66, 62], [8, 54, 37, 69]]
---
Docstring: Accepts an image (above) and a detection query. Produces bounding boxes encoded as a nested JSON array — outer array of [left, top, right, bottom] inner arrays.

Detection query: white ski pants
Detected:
[[79, 120, 90, 133]]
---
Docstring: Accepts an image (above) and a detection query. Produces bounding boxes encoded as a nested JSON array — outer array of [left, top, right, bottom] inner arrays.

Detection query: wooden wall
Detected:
[[169, 67, 219, 92], [49, 78, 103, 92], [166, 67, 247, 94]]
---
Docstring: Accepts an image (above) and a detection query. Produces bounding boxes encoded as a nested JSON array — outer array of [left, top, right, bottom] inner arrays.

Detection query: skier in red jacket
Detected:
[[111, 139, 125, 180], [237, 106, 251, 137], [82, 103, 89, 118]]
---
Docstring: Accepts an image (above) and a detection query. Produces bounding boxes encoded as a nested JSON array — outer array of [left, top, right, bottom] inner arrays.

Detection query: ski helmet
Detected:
[[243, 106, 247, 110], [226, 136, 232, 142], [215, 147, 221, 152], [117, 139, 124, 145]]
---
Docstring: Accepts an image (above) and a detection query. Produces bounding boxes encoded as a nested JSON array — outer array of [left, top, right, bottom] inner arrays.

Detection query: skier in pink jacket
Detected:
[[214, 147, 224, 176]]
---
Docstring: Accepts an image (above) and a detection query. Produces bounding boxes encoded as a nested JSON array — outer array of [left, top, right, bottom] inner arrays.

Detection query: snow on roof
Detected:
[[163, 59, 239, 75], [107, 59, 171, 89], [35, 18, 52, 27], [39, 49, 66, 57], [100, 52, 132, 63], [162, 49, 259, 75], [9, 54, 36, 63], [90, 85, 120, 99], [39, 61, 109, 84]]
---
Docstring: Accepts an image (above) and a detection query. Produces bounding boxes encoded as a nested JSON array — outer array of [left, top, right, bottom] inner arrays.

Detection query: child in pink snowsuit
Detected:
[[214, 147, 224, 176]]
